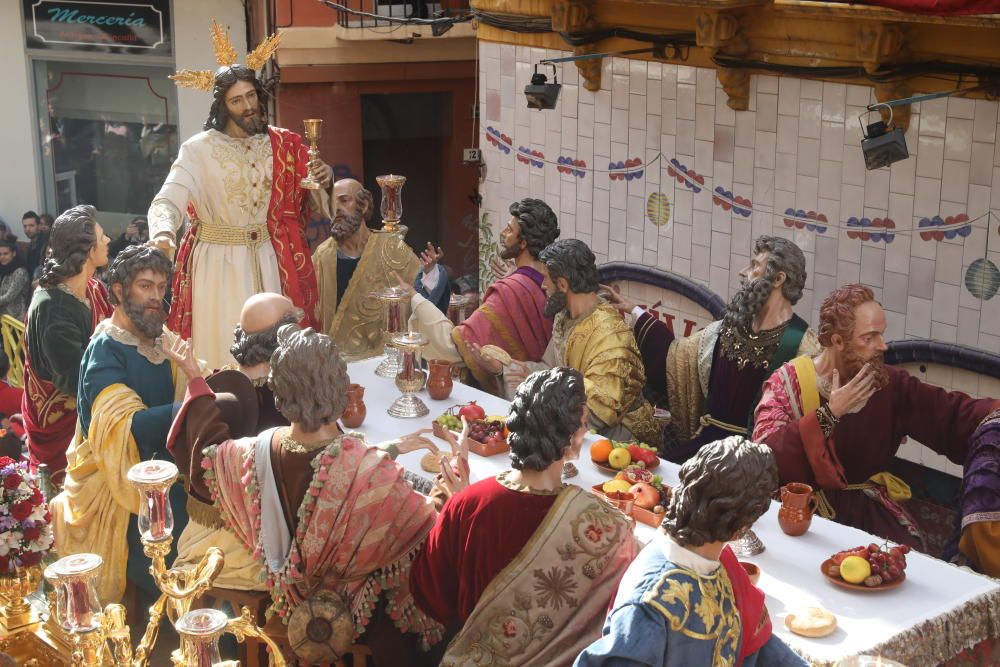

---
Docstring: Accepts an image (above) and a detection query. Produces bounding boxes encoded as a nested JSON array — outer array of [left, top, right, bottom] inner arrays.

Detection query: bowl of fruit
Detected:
[[433, 402, 509, 457], [590, 439, 659, 473], [821, 543, 909, 591], [592, 466, 671, 526]]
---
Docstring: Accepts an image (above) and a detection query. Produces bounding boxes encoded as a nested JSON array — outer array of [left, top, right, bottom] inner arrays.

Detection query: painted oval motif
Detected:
[[965, 258, 1000, 301], [646, 192, 671, 227]]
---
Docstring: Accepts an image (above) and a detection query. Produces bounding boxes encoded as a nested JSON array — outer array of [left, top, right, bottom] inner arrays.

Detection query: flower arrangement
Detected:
[[0, 457, 54, 573]]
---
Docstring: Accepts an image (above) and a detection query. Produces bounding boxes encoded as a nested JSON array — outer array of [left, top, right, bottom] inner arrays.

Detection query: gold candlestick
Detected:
[[299, 119, 325, 190]]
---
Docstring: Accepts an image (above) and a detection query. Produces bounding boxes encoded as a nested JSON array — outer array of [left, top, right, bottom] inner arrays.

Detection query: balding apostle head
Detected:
[[331, 178, 374, 242], [230, 292, 303, 378]]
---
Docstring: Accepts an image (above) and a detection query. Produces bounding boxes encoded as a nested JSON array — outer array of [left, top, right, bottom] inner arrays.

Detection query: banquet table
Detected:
[[348, 357, 1000, 667]]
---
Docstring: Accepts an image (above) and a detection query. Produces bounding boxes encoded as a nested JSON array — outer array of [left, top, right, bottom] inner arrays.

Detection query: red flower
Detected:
[[2, 473, 21, 490], [10, 501, 32, 521], [23, 525, 40, 542], [43, 510, 51, 523], [30, 488, 43, 505], [20, 551, 41, 566], [0, 457, 13, 468]]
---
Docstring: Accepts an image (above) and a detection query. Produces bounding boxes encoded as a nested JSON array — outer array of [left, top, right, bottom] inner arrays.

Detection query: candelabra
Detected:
[[38, 460, 286, 666], [388, 331, 430, 418]]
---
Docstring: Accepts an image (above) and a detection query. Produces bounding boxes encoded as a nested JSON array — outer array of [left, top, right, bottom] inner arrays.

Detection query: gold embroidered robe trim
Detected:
[[641, 565, 741, 667], [312, 231, 421, 361], [562, 303, 660, 444]]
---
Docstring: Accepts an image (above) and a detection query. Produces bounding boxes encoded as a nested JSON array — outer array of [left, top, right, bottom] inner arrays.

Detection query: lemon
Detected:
[[608, 448, 632, 470], [839, 556, 871, 584], [602, 479, 633, 494]]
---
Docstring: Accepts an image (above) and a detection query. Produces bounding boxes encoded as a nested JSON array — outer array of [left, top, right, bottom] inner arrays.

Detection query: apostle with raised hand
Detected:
[[312, 178, 450, 360], [411, 367, 637, 666], [605, 235, 819, 462], [753, 283, 1000, 550], [575, 436, 806, 667], [164, 326, 451, 665], [400, 198, 559, 394], [51, 246, 197, 606]]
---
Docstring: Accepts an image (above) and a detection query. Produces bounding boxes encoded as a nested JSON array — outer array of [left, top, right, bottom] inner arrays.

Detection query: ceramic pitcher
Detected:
[[341, 383, 366, 428], [778, 482, 819, 536], [426, 359, 453, 400]]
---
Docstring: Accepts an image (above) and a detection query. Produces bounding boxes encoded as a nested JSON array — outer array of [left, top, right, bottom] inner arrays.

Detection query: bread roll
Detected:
[[479, 345, 512, 367], [784, 607, 836, 638], [420, 452, 442, 474]]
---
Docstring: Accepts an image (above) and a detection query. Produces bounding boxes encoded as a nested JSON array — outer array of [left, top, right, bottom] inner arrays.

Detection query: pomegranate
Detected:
[[458, 401, 487, 421], [629, 482, 661, 510]]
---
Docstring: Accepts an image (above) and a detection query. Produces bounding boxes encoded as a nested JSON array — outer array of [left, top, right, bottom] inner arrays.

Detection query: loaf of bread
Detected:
[[479, 344, 512, 367], [420, 452, 442, 474], [784, 607, 837, 638]]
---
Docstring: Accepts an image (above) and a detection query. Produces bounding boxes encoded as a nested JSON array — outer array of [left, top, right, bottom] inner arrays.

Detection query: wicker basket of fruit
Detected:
[[434, 402, 509, 457], [821, 543, 909, 591]]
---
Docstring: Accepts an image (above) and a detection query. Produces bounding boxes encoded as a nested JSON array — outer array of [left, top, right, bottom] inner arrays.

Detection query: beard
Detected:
[[543, 289, 567, 318], [232, 111, 267, 136], [124, 296, 166, 340], [331, 207, 364, 241], [841, 342, 890, 395], [723, 276, 774, 331], [499, 236, 520, 260]]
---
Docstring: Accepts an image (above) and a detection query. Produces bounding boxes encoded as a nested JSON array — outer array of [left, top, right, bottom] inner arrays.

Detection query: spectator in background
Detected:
[[0, 241, 29, 320], [22, 211, 49, 278], [39, 214, 54, 235], [108, 216, 149, 262]]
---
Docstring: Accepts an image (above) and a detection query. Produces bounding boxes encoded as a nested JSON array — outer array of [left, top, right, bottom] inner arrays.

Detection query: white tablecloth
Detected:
[[347, 357, 1000, 666]]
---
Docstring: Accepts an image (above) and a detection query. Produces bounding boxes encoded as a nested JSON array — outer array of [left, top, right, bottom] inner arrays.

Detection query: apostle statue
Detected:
[[150, 22, 325, 370], [23, 205, 112, 483], [312, 178, 449, 360], [606, 235, 819, 461], [52, 246, 199, 605], [753, 283, 1000, 549], [948, 408, 1000, 578], [497, 239, 660, 444], [401, 197, 559, 393], [575, 436, 806, 666]]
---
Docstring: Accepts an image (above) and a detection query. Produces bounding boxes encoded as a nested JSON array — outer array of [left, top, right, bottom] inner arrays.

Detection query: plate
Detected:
[[820, 559, 905, 592], [591, 459, 659, 474]]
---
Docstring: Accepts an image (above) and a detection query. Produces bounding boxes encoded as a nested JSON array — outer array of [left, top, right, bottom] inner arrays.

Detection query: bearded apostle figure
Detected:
[[752, 284, 1000, 549], [149, 24, 325, 370], [606, 236, 819, 462], [401, 198, 559, 394], [311, 178, 449, 360]]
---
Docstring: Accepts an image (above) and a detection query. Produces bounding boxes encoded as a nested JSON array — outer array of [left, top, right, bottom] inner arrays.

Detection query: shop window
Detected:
[[34, 60, 178, 232]]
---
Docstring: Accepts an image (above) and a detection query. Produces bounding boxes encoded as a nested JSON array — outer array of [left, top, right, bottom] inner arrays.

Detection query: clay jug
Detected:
[[341, 384, 366, 428], [426, 359, 453, 400], [778, 482, 819, 536]]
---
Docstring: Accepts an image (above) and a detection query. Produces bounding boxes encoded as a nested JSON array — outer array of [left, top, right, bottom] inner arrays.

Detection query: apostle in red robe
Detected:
[[410, 367, 638, 666], [753, 284, 1000, 549]]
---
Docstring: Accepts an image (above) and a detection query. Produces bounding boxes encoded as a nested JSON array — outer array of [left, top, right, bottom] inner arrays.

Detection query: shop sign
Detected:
[[24, 0, 172, 56]]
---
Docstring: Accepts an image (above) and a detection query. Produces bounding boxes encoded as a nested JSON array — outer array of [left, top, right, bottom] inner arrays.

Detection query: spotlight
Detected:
[[524, 63, 561, 110], [860, 104, 908, 170]]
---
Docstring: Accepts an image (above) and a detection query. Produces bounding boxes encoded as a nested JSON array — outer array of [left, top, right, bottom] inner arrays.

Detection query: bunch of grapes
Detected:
[[828, 543, 910, 587], [468, 419, 504, 443], [436, 414, 462, 430]]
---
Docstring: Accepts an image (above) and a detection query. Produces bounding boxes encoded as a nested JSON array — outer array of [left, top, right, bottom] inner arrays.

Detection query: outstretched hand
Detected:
[[392, 270, 416, 299], [828, 363, 879, 418], [392, 428, 440, 456], [149, 234, 176, 262], [490, 256, 515, 282], [420, 242, 445, 274], [599, 283, 636, 314], [162, 336, 201, 382], [435, 416, 471, 498]]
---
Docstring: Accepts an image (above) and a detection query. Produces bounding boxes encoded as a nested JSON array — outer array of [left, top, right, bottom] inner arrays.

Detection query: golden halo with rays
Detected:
[[170, 20, 282, 92]]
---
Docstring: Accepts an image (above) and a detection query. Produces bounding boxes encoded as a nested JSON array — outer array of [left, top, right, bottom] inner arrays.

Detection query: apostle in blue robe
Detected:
[[575, 436, 807, 667]]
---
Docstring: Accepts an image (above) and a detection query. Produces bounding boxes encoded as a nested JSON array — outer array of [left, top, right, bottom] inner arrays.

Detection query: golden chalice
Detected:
[[300, 119, 325, 190]]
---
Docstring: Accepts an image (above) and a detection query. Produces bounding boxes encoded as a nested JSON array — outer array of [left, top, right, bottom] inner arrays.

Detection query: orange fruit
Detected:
[[590, 439, 613, 463]]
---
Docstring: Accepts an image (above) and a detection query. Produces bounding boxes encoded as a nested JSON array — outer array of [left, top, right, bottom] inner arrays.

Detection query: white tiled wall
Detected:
[[479, 42, 1000, 354]]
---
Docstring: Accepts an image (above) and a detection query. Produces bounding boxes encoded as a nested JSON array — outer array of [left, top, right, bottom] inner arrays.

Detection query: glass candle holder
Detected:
[[388, 331, 429, 418], [176, 608, 228, 667], [44, 553, 103, 633], [127, 460, 179, 543], [375, 174, 406, 233], [447, 294, 469, 326], [375, 286, 409, 379]]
